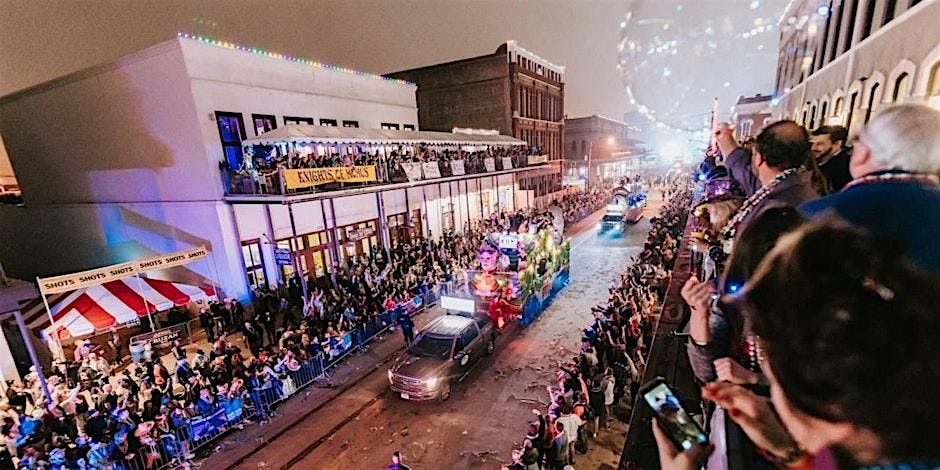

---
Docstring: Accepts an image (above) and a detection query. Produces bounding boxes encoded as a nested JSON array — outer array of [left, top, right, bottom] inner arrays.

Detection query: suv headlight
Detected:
[[424, 377, 438, 388]]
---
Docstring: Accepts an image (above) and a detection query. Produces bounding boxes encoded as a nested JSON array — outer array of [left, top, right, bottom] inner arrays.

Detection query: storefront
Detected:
[[276, 230, 334, 280], [388, 209, 423, 246], [339, 220, 379, 261]]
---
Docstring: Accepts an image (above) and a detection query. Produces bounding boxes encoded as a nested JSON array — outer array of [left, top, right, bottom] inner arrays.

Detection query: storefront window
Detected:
[[241, 240, 266, 290]]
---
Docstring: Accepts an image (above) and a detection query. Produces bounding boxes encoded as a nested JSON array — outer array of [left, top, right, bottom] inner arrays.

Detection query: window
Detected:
[[842, 0, 859, 54], [846, 91, 859, 134], [381, 123, 400, 130], [829, 2, 844, 62], [455, 325, 478, 353], [928, 62, 940, 107], [882, 0, 897, 26], [864, 83, 880, 124], [820, 101, 829, 122], [215, 111, 246, 170], [241, 240, 267, 290], [284, 116, 314, 125], [403, 124, 416, 131], [892, 72, 910, 102], [860, 0, 877, 41], [252, 114, 277, 136], [342, 120, 359, 128], [319, 118, 337, 127]]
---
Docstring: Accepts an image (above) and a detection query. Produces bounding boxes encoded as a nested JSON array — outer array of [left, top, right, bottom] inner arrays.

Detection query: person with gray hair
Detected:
[[800, 104, 940, 272]]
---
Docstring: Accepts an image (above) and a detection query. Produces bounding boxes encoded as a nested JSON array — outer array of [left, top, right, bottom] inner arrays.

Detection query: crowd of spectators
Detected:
[[557, 186, 614, 224], [657, 104, 940, 469], [225, 143, 539, 194], [0, 192, 601, 469], [505, 184, 694, 470]]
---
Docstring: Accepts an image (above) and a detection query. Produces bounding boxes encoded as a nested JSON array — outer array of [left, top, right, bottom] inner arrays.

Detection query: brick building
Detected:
[[563, 115, 643, 184], [387, 42, 566, 206], [730, 94, 773, 140]]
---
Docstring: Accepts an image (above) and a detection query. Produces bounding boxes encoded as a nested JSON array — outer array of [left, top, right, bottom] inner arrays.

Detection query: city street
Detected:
[[202, 201, 659, 470]]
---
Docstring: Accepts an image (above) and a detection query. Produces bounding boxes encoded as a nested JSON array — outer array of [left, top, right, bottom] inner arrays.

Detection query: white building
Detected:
[[772, 0, 940, 134], [0, 35, 547, 312]]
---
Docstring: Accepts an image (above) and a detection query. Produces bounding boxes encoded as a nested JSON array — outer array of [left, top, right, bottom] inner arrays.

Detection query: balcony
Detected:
[[221, 124, 551, 199]]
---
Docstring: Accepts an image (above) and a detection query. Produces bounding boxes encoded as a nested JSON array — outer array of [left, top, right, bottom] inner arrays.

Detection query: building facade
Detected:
[[386, 42, 565, 205], [0, 36, 549, 312], [563, 115, 642, 183], [731, 94, 774, 139], [773, 0, 940, 134]]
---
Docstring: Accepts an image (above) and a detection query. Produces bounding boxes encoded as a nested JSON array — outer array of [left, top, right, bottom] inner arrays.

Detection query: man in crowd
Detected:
[[715, 120, 821, 238], [810, 125, 853, 191], [800, 104, 940, 272]]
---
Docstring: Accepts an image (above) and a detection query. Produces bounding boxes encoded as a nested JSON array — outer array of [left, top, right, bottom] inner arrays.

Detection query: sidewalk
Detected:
[[195, 304, 445, 469]]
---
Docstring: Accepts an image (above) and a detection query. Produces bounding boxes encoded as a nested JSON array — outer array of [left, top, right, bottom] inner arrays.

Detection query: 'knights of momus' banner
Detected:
[[284, 165, 377, 189]]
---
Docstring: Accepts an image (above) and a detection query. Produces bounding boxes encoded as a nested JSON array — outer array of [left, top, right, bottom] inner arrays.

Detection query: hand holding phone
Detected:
[[641, 377, 707, 451]]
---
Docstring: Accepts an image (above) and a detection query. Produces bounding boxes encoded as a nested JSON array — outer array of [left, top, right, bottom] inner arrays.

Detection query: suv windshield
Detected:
[[409, 334, 453, 359]]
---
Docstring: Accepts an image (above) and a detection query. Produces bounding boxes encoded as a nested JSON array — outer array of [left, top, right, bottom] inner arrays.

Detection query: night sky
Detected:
[[0, 0, 782, 134]]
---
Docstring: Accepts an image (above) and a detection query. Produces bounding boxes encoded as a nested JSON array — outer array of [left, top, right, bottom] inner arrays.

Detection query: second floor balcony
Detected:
[[222, 124, 552, 198]]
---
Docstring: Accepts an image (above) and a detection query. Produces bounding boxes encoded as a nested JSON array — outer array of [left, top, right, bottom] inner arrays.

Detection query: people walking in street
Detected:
[[396, 305, 414, 345]]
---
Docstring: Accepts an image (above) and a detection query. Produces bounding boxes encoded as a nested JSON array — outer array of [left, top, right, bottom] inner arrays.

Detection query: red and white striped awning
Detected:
[[41, 278, 216, 338]]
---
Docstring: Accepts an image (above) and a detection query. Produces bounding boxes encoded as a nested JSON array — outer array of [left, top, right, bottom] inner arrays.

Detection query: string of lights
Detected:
[[176, 32, 414, 86]]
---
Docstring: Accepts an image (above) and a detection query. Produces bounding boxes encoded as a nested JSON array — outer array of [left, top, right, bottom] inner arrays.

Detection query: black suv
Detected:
[[388, 313, 496, 401]]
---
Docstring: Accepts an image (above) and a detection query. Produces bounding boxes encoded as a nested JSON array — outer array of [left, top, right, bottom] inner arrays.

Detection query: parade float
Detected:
[[440, 224, 571, 328], [599, 183, 647, 233]]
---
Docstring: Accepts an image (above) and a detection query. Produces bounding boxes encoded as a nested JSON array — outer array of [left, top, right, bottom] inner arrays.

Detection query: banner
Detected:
[[400, 162, 423, 182], [450, 160, 466, 176], [38, 262, 137, 295], [484, 158, 496, 172], [283, 165, 376, 190], [274, 248, 292, 266], [502, 157, 513, 170], [422, 162, 442, 179], [129, 323, 190, 351], [38, 246, 210, 295], [527, 154, 549, 165], [135, 246, 208, 272]]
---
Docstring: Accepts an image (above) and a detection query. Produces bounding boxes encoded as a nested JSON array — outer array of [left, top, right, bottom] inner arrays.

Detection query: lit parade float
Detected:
[[440, 224, 571, 328]]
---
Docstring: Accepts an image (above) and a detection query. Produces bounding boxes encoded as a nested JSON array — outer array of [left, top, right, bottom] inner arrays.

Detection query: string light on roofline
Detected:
[[176, 33, 414, 86]]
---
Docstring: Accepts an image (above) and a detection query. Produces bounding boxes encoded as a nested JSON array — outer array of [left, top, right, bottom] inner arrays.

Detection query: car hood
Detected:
[[391, 353, 448, 379]]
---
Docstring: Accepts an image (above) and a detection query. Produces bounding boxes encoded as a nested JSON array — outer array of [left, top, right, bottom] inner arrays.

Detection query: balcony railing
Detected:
[[223, 153, 546, 197]]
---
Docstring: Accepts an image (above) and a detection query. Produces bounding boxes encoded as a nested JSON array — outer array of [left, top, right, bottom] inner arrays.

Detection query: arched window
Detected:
[[820, 101, 829, 124], [809, 104, 818, 129], [833, 97, 844, 116], [892, 72, 910, 103], [865, 82, 881, 124], [929, 62, 940, 108]]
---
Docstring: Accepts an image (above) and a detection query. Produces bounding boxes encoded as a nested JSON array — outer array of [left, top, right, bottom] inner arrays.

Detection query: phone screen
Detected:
[[643, 381, 708, 450]]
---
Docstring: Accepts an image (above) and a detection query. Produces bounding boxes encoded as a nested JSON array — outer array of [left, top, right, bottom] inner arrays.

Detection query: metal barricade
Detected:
[[148, 290, 440, 469]]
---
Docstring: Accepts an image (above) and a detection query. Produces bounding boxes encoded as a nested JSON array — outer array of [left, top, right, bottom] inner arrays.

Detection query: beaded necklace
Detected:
[[720, 167, 803, 242], [842, 172, 940, 191]]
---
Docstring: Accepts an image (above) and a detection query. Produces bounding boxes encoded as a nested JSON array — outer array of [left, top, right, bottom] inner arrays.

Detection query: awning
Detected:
[[241, 123, 527, 146], [43, 278, 216, 339]]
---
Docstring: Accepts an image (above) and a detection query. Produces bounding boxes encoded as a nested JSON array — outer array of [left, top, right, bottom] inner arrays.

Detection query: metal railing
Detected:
[[116, 289, 440, 470], [224, 154, 541, 197]]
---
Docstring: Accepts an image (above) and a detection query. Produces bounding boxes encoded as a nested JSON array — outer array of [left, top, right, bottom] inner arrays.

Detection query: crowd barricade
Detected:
[[136, 288, 439, 469]]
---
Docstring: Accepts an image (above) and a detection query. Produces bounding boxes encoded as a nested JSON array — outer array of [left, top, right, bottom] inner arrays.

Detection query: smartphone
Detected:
[[641, 377, 708, 451]]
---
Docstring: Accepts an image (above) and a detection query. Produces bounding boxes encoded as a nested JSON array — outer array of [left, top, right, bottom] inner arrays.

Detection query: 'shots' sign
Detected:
[[38, 246, 210, 295], [283, 165, 377, 189]]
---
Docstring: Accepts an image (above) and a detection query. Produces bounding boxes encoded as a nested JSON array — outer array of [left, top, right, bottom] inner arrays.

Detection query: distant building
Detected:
[[731, 94, 773, 139], [386, 42, 565, 205], [563, 115, 643, 183], [773, 0, 940, 134]]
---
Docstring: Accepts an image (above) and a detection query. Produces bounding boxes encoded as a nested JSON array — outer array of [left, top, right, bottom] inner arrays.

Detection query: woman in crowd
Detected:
[[656, 220, 940, 469]]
